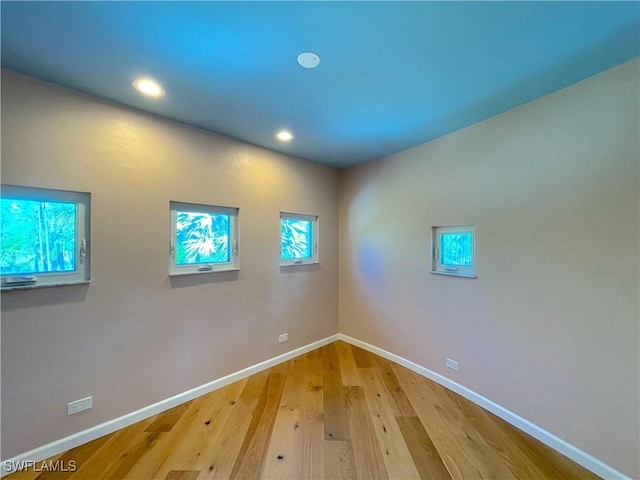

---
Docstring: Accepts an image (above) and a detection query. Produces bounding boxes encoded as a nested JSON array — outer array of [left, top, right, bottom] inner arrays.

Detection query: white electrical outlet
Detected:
[[67, 396, 92, 415], [278, 333, 288, 343], [446, 358, 459, 371]]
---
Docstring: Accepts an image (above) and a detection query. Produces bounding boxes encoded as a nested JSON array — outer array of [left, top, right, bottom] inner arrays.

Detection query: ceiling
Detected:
[[2, 2, 639, 168]]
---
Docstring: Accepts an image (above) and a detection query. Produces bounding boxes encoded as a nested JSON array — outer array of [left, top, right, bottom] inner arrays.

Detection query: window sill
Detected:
[[1, 280, 91, 292], [280, 261, 319, 267], [169, 267, 239, 277], [430, 271, 477, 279]]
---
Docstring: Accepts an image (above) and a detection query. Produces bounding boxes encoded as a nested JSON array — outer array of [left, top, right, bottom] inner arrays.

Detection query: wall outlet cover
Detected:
[[68, 396, 92, 415]]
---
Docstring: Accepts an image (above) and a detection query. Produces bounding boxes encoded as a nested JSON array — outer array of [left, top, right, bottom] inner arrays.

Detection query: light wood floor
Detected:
[[8, 341, 600, 480]]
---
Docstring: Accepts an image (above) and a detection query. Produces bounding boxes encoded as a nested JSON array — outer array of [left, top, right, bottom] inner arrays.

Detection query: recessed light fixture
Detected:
[[297, 52, 320, 69], [276, 130, 294, 142], [132, 78, 165, 97]]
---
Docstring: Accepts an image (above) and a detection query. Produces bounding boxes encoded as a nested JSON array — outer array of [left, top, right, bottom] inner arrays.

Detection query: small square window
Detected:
[[431, 225, 476, 278], [169, 201, 239, 276], [1, 185, 91, 289], [280, 212, 318, 266]]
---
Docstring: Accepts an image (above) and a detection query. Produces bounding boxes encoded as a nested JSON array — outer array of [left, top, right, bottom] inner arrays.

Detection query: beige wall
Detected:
[[339, 59, 640, 478], [0, 70, 339, 459]]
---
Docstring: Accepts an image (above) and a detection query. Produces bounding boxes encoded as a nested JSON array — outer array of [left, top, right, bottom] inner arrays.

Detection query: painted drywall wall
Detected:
[[0, 69, 339, 459], [339, 59, 640, 478]]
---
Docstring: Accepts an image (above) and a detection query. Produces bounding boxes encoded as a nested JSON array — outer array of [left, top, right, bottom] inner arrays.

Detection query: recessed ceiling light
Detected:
[[132, 78, 165, 97], [297, 52, 320, 69], [276, 130, 294, 142]]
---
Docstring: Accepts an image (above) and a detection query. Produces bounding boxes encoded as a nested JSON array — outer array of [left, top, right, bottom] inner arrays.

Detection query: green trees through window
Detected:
[[169, 202, 238, 275], [441, 233, 473, 266], [281, 218, 312, 259], [1, 198, 76, 275], [279, 212, 318, 266], [175, 211, 230, 265], [432, 225, 475, 278]]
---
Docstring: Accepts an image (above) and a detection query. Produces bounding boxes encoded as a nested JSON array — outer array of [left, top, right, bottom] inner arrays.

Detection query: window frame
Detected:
[[279, 212, 319, 266], [169, 201, 239, 276], [1, 184, 91, 290], [431, 224, 476, 278]]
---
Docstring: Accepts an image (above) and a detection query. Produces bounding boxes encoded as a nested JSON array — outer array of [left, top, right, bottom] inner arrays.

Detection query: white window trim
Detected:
[[431, 224, 476, 278], [1, 184, 91, 290], [169, 201, 239, 276], [280, 212, 319, 267]]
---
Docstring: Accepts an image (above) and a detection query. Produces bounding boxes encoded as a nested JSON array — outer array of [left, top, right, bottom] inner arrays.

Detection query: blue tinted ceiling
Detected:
[[2, 1, 638, 167]]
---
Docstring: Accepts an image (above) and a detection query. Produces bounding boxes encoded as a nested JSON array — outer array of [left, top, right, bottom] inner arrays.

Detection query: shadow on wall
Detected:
[[279, 264, 321, 274], [167, 270, 239, 289], [0, 284, 89, 311]]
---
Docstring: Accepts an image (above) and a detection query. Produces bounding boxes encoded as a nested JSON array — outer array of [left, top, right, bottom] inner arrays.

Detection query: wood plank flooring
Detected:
[[7, 341, 600, 479]]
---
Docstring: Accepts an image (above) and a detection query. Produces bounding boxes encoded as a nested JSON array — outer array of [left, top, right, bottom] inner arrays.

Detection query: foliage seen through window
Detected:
[[175, 211, 230, 265], [1, 198, 76, 275], [441, 233, 473, 266], [281, 218, 313, 260]]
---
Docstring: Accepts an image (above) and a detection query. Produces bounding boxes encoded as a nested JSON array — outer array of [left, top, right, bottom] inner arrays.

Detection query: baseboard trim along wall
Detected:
[[2, 333, 629, 479], [0, 334, 339, 477], [336, 334, 630, 480]]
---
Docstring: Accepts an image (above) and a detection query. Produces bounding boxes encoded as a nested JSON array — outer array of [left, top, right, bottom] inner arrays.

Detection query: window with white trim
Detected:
[[169, 201, 239, 276], [280, 212, 318, 266], [431, 225, 476, 278], [1, 185, 91, 289]]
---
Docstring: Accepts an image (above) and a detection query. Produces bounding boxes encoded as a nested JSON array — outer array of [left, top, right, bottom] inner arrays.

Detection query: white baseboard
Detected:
[[0, 334, 339, 477], [336, 333, 630, 480]]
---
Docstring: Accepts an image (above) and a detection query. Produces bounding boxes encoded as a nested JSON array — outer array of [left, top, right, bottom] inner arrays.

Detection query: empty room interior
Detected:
[[1, 2, 639, 479]]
